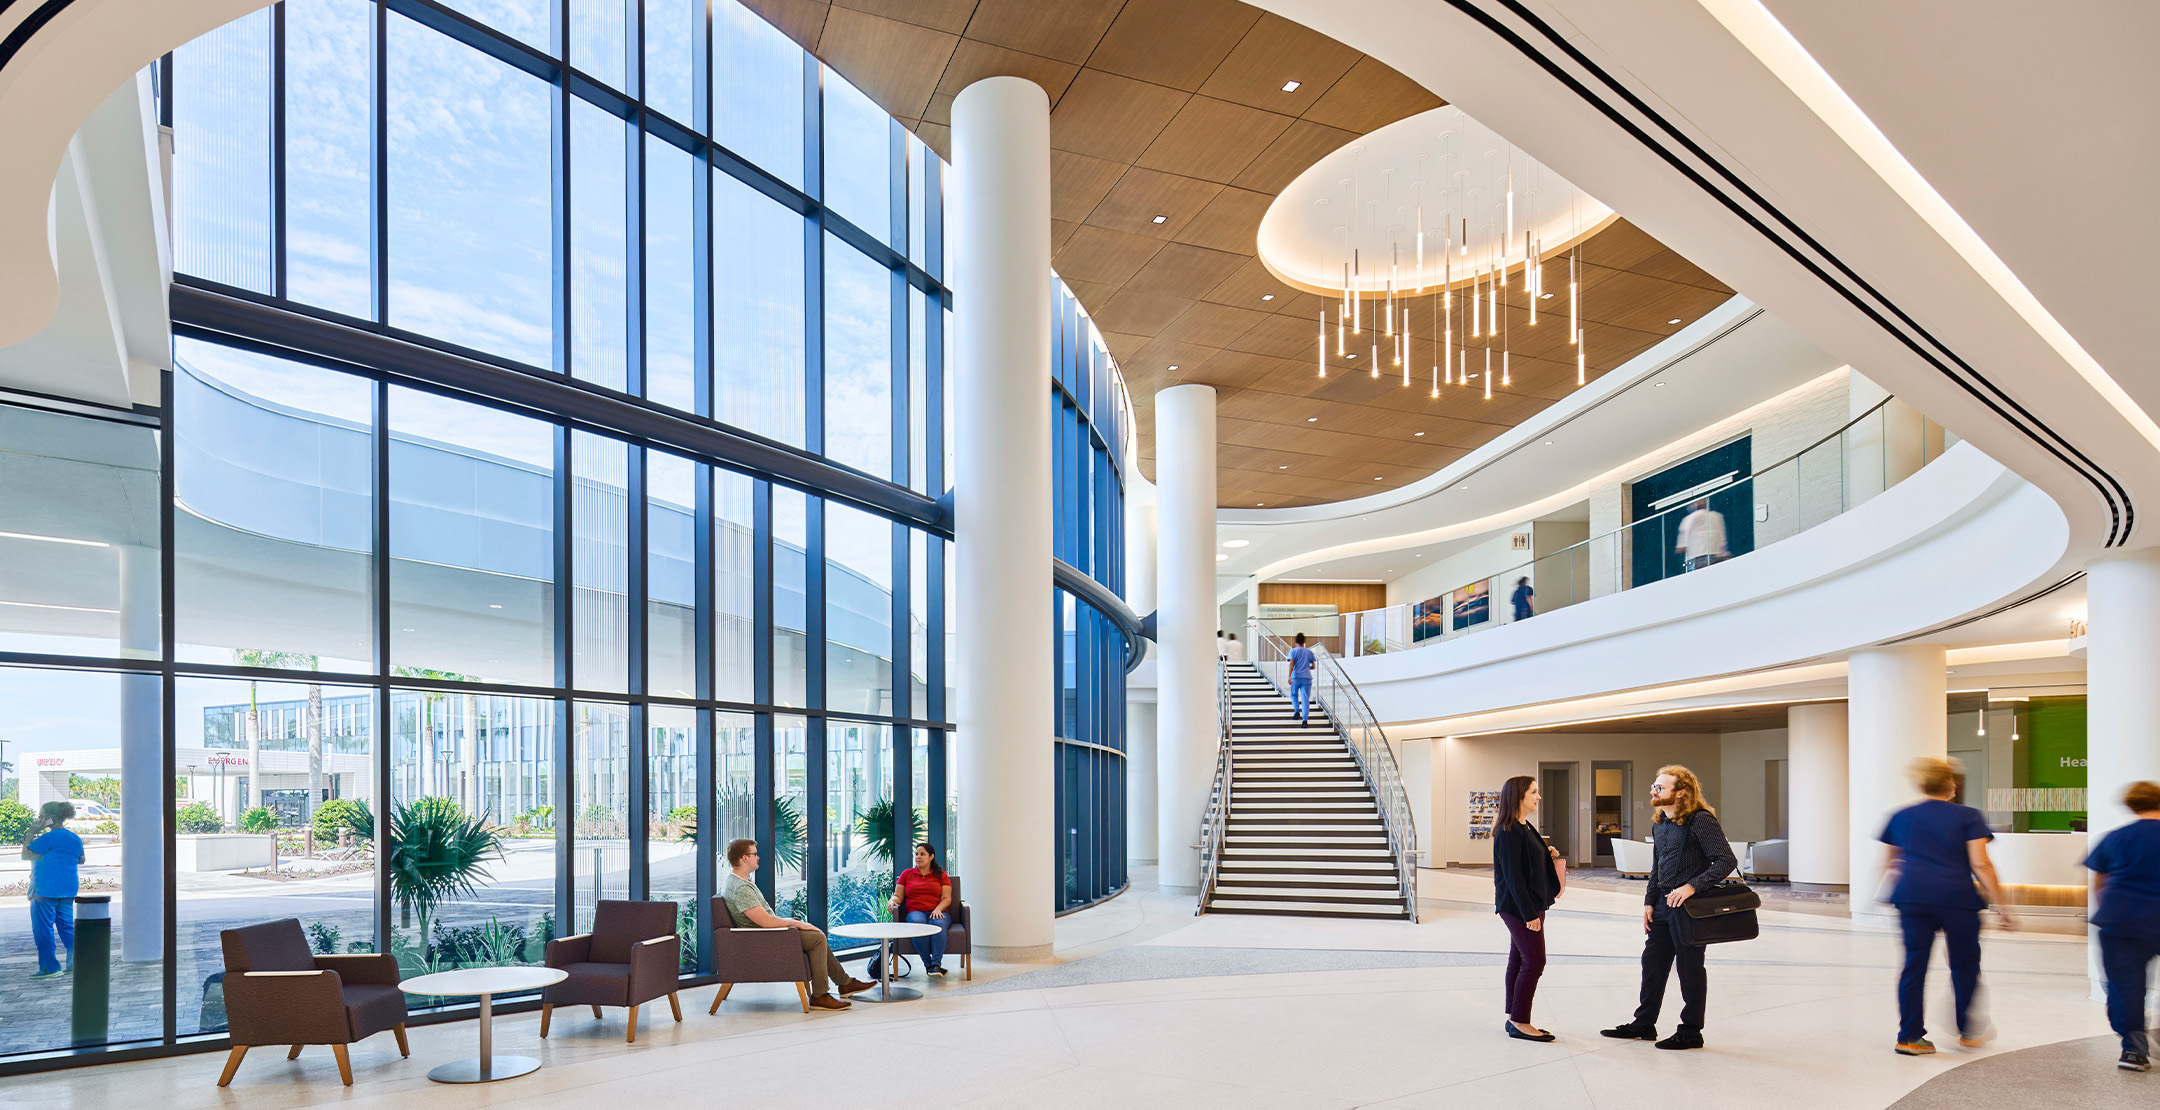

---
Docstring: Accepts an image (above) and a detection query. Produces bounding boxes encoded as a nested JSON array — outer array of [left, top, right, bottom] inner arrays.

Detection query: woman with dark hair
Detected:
[[1493, 775, 1560, 1042], [888, 842, 955, 975]]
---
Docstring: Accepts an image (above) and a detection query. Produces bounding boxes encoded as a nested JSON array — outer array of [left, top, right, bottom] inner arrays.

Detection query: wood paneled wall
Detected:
[[1258, 582, 1388, 612]]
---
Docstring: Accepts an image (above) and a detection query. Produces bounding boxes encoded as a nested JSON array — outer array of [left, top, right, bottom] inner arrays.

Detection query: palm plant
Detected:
[[387, 796, 504, 950], [854, 796, 926, 866], [771, 795, 808, 872]]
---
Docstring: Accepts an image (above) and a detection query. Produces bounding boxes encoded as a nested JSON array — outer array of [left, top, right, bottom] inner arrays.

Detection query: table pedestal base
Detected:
[[427, 1055, 543, 1083], [851, 984, 921, 1003]]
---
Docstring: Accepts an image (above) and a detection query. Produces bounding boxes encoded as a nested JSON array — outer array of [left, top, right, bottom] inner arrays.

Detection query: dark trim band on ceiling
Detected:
[[1880, 571, 2086, 646], [0, 0, 78, 74], [1444, 0, 2133, 547], [170, 280, 952, 535]]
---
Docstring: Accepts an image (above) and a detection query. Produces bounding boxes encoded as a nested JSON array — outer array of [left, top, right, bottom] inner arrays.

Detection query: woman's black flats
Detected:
[[1505, 1021, 1558, 1043]]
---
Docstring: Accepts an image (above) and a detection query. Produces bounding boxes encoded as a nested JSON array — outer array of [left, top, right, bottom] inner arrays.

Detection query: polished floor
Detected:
[[7, 869, 2124, 1109]]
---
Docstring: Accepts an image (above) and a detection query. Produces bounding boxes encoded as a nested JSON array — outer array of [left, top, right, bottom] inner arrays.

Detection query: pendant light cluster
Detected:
[[1312, 139, 1593, 399]]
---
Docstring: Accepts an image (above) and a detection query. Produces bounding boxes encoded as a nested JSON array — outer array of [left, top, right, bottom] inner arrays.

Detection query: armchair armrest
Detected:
[[545, 933, 594, 967], [223, 970, 353, 1046], [312, 952, 400, 987], [629, 935, 682, 996]]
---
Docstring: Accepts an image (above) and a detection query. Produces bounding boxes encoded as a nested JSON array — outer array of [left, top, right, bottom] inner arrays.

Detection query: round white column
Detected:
[[2086, 551, 2160, 833], [1155, 384, 1218, 895], [1786, 701, 1849, 891], [119, 543, 163, 961], [951, 76, 1055, 961], [1125, 496, 1159, 866], [1847, 645, 1947, 925]]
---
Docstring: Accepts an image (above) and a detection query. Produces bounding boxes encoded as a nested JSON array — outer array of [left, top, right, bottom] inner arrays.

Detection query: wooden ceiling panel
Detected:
[[935, 38, 1083, 105], [1086, 0, 1260, 93], [1050, 223, 1167, 285], [1125, 242, 1249, 297], [834, 0, 978, 36], [815, 8, 958, 120], [1048, 148, 1127, 222], [786, 3, 1735, 507], [1299, 55, 1445, 134], [961, 0, 1125, 63], [1084, 167, 1223, 239], [1196, 12, 1362, 115], [1230, 118, 1357, 194], [1134, 96, 1292, 184]]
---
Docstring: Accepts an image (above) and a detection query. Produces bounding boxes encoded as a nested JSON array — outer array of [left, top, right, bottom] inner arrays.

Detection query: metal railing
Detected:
[[1250, 626, 1418, 920], [1287, 397, 1957, 656], [1197, 657, 1235, 912]]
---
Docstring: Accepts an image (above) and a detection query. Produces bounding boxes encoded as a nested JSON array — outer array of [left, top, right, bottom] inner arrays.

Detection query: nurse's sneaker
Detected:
[[2120, 1051, 2150, 1072], [1895, 1039, 1937, 1056]]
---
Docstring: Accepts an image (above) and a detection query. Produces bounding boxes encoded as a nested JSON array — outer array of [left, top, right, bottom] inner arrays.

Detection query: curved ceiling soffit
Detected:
[[753, 0, 1734, 510], [0, 0, 276, 349], [1242, 0, 2144, 553]]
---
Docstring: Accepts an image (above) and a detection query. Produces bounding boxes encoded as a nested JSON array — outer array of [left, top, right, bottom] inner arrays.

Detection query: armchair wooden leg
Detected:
[[626, 1003, 639, 1044], [287, 1044, 304, 1060], [393, 1024, 410, 1057], [217, 1046, 248, 1087], [795, 982, 811, 1013], [965, 953, 972, 981], [668, 991, 682, 1022], [331, 1044, 353, 1086], [708, 983, 733, 1014], [591, 1005, 603, 1020], [539, 1003, 553, 1038]]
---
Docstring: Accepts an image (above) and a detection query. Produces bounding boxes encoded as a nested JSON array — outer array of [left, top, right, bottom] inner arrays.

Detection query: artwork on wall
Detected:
[[1469, 790, 1502, 841], [1450, 580, 1491, 631], [1410, 595, 1448, 642]]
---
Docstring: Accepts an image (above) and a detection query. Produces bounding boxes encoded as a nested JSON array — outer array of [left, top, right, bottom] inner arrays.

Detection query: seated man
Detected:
[[721, 838, 873, 1010]]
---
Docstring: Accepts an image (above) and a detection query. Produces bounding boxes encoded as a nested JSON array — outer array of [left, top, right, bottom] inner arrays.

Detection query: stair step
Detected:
[[1206, 886, 1404, 903], [1203, 899, 1408, 919], [1223, 846, 1393, 859]]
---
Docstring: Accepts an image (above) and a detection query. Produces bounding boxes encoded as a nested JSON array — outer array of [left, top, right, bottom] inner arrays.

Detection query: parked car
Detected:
[[68, 799, 118, 821]]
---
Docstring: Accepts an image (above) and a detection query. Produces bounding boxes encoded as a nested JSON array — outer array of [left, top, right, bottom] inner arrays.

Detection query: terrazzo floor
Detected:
[[3, 867, 2134, 1109]]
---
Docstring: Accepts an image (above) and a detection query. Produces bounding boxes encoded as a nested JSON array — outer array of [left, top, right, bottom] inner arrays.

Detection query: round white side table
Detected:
[[829, 922, 944, 1002], [398, 966, 568, 1082]]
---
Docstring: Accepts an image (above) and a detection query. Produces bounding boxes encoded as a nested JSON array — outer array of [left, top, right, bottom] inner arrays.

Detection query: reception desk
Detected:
[[1988, 831, 2088, 909]]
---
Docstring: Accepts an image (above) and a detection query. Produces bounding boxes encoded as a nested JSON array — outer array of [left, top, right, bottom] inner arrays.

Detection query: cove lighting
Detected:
[[1281, 80, 1301, 92], [1150, 214, 1167, 224], [0, 530, 110, 547]]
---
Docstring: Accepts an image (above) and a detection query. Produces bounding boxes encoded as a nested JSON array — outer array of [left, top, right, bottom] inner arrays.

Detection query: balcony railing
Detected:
[[1278, 397, 1955, 657]]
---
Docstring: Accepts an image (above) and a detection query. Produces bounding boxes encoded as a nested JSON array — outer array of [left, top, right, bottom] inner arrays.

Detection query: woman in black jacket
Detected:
[[1493, 774, 1561, 1042]]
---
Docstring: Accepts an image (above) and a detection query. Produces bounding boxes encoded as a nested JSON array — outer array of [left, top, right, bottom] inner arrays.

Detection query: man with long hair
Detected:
[[1602, 765, 1735, 1050]]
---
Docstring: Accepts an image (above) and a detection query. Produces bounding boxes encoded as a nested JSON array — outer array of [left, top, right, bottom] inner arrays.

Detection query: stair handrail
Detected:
[[1198, 657, 1234, 914], [1249, 622, 1418, 920]]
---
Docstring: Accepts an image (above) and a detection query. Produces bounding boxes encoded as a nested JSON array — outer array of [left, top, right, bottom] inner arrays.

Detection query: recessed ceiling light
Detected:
[[1282, 80, 1301, 92], [1306, 416, 1319, 422], [1540, 292, 1554, 299], [1374, 476, 1385, 481], [489, 604, 503, 609], [1278, 464, 1288, 469], [1654, 381, 1666, 387], [1216, 553, 1229, 561], [1544, 440, 1553, 445], [1167, 364, 1179, 371], [1256, 502, 1265, 506], [1667, 318, 1681, 324], [1222, 539, 1249, 548], [1459, 484, 1469, 490], [1346, 352, 1357, 358], [1151, 214, 1167, 224], [1261, 294, 1274, 301], [1413, 431, 1425, 436]]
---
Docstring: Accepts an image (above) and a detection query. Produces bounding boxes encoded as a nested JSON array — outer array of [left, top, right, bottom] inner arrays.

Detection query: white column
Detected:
[[1847, 645, 1946, 925], [2086, 551, 2160, 834], [118, 543, 162, 962], [1155, 384, 1218, 894], [1786, 701, 1849, 892], [1125, 496, 1159, 865], [951, 76, 1055, 961]]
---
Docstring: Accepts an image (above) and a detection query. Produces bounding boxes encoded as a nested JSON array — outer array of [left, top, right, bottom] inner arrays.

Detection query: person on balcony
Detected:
[[1880, 757, 2014, 1057], [887, 842, 954, 976], [1510, 576, 1535, 621], [721, 839, 875, 1010], [1493, 775, 1561, 1042], [1288, 633, 1317, 726], [1602, 765, 1734, 1050], [2083, 780, 2160, 1072], [1675, 499, 1729, 572]]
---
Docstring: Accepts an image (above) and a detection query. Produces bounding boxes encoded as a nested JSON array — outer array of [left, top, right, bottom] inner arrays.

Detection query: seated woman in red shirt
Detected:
[[888, 842, 954, 976]]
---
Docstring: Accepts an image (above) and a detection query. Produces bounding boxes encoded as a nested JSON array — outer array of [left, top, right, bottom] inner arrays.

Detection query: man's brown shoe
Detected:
[[837, 977, 877, 995], [808, 993, 851, 1010]]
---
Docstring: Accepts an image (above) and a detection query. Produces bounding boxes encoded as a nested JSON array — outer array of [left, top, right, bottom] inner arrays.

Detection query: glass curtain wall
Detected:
[[1050, 282, 1130, 912], [0, 0, 961, 1067]]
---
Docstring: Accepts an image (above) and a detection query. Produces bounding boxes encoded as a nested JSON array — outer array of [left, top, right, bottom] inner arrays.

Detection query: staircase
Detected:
[[1203, 662, 1412, 919]]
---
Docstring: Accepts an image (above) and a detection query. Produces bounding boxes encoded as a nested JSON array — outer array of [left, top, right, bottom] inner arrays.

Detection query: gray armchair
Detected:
[[216, 918, 408, 1087], [707, 896, 815, 1013], [1744, 839, 1790, 880], [538, 900, 683, 1043]]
